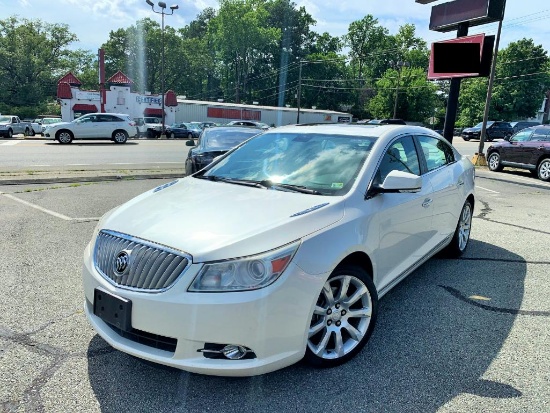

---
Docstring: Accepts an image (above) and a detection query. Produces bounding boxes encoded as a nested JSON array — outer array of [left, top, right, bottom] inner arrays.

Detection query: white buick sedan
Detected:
[[83, 124, 475, 376]]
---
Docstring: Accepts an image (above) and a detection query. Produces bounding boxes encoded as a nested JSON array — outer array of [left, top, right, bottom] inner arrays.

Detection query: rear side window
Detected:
[[417, 135, 455, 172], [531, 128, 550, 142]]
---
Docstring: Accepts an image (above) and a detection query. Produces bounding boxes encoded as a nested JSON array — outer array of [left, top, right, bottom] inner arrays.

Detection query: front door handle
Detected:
[[456, 179, 464, 187], [422, 198, 433, 208]]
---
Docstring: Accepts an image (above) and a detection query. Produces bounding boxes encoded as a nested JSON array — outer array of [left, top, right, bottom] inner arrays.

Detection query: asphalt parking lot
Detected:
[[0, 170, 549, 412]]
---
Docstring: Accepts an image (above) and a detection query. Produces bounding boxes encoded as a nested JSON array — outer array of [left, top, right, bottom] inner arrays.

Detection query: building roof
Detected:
[[58, 72, 82, 86], [165, 90, 178, 107], [107, 71, 134, 85], [175, 98, 351, 115]]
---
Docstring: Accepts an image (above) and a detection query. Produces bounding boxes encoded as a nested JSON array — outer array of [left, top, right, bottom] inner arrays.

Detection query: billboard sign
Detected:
[[428, 34, 494, 79], [429, 0, 505, 32]]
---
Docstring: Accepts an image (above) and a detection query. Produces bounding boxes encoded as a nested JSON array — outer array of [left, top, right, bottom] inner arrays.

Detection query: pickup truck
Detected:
[[134, 117, 163, 139], [0, 115, 32, 138]]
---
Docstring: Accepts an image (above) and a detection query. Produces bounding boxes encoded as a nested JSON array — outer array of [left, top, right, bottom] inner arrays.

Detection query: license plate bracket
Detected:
[[93, 288, 132, 331]]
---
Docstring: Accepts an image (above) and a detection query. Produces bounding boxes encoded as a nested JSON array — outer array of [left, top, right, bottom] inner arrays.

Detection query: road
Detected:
[[0, 167, 549, 412], [0, 138, 190, 172]]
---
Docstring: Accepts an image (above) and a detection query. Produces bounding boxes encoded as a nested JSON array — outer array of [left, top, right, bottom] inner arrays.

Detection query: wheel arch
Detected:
[[335, 251, 374, 281]]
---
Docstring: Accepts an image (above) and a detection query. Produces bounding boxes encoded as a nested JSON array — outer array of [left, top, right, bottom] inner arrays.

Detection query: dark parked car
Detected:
[[461, 121, 513, 141], [166, 122, 201, 139], [367, 119, 407, 125], [185, 126, 262, 175], [226, 120, 271, 129], [486, 125, 550, 181], [510, 121, 541, 134]]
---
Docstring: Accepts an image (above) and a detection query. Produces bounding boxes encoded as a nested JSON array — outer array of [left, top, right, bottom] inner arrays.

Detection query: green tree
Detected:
[[0, 16, 77, 115], [210, 0, 280, 103], [368, 66, 437, 122], [458, 38, 550, 126]]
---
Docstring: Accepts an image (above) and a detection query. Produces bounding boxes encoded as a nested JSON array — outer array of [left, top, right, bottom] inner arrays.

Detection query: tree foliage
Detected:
[[0, 16, 77, 116], [1, 10, 548, 125]]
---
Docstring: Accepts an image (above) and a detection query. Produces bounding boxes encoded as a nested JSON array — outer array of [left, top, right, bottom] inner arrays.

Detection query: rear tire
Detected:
[[304, 265, 378, 368], [487, 152, 504, 172], [113, 130, 128, 144], [537, 158, 550, 182], [443, 199, 473, 258], [462, 137, 470, 141]]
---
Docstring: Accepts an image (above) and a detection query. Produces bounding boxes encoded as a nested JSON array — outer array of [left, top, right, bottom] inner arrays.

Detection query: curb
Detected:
[[0, 172, 183, 186]]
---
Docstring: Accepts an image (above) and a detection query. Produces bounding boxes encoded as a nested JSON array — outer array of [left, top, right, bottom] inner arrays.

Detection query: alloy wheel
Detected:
[[538, 159, 550, 181], [457, 202, 472, 251], [308, 275, 372, 360], [58, 131, 72, 144], [488, 153, 500, 171]]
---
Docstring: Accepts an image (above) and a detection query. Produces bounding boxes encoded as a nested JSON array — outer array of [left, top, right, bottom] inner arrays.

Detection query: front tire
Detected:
[[462, 137, 470, 141], [56, 130, 73, 144], [537, 158, 550, 182], [113, 130, 128, 144], [304, 265, 378, 368], [7, 129, 13, 139], [443, 199, 473, 258], [487, 152, 503, 172]]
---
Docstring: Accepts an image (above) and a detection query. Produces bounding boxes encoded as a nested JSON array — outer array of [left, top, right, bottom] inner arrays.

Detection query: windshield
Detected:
[[474, 121, 494, 128], [202, 132, 375, 196], [202, 128, 260, 150], [0, 116, 10, 123]]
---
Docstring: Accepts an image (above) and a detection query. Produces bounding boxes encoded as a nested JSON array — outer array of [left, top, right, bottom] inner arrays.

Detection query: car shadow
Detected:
[[87, 239, 525, 412]]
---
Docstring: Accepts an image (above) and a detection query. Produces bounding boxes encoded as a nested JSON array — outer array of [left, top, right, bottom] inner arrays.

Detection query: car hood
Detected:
[[46, 122, 71, 128], [100, 177, 344, 262]]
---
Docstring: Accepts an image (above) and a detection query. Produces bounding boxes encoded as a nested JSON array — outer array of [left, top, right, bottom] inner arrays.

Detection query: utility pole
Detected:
[[296, 60, 303, 124], [475, 4, 505, 165]]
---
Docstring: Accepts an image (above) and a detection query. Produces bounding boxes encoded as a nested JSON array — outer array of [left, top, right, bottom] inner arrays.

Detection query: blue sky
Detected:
[[1, 0, 549, 53]]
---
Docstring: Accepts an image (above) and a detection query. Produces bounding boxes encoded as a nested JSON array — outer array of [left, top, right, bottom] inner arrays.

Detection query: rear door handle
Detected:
[[422, 198, 433, 208], [457, 179, 464, 187]]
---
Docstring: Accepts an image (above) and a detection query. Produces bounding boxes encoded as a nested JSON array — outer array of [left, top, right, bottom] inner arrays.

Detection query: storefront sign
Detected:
[[136, 96, 162, 105], [75, 91, 100, 101]]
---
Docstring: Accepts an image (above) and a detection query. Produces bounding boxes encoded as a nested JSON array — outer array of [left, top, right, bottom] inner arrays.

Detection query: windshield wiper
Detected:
[[258, 180, 323, 195], [195, 175, 264, 188]]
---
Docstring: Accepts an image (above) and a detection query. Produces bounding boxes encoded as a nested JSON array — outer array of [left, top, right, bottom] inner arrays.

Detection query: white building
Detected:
[[56, 71, 352, 127]]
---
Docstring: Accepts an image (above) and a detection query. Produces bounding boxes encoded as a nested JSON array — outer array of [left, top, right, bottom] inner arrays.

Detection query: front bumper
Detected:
[[82, 241, 325, 376]]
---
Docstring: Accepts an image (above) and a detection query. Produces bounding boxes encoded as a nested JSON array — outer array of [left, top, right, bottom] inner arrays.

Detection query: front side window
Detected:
[[511, 130, 533, 142], [375, 136, 420, 184], [203, 132, 376, 195], [417, 135, 455, 172]]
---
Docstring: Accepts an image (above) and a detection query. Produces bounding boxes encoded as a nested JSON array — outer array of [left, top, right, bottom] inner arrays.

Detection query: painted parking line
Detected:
[[476, 185, 500, 194], [0, 192, 99, 222], [0, 141, 21, 146]]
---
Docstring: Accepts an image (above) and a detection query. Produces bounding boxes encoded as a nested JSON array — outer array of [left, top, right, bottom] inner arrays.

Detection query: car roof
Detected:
[[267, 123, 440, 139]]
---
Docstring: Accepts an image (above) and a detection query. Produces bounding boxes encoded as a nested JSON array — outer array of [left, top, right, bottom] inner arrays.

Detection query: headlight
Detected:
[[188, 241, 299, 292]]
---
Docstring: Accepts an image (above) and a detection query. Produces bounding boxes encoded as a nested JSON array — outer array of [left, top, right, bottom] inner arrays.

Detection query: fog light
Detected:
[[222, 345, 247, 360]]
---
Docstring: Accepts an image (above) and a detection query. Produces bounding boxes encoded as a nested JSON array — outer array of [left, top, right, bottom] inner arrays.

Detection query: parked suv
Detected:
[[43, 113, 136, 144], [510, 121, 541, 134], [461, 121, 513, 142], [486, 125, 550, 181]]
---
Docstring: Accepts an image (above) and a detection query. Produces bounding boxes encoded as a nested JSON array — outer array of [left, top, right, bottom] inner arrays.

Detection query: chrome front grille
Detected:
[[93, 230, 191, 292]]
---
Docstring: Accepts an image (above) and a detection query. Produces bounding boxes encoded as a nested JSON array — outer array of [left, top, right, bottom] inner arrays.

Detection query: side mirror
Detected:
[[371, 170, 422, 194], [504, 135, 512, 141], [186, 140, 195, 147]]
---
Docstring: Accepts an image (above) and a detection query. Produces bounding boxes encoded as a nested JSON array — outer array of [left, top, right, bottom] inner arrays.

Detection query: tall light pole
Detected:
[[392, 60, 409, 119], [145, 0, 178, 137]]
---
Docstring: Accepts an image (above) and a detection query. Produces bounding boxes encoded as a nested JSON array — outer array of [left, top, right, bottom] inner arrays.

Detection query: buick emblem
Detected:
[[113, 250, 131, 276]]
